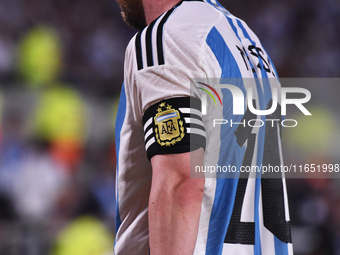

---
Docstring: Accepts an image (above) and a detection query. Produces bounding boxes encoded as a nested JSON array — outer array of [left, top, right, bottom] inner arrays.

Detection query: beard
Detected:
[[117, 0, 147, 30]]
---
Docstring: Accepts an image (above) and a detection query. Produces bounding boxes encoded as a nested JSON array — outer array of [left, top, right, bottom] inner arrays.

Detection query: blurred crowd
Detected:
[[0, 0, 339, 254]]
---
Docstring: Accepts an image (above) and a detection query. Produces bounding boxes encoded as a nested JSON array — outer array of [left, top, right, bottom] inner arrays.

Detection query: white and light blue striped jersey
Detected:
[[115, 0, 293, 254]]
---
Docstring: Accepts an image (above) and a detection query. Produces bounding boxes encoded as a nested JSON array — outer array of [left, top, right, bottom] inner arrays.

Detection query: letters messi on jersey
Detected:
[[115, 0, 293, 254]]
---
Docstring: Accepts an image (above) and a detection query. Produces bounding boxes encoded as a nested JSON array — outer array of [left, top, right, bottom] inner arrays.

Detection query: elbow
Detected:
[[173, 177, 205, 209]]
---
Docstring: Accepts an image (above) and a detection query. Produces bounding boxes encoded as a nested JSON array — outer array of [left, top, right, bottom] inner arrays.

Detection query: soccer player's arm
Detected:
[[135, 9, 213, 252], [149, 148, 204, 255], [142, 97, 206, 255]]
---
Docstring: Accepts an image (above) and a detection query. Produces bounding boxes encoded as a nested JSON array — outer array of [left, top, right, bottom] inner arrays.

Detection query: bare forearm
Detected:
[[149, 178, 204, 255], [149, 149, 205, 255]]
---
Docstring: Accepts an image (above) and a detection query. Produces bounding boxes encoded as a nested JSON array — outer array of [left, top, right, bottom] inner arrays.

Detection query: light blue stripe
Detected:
[[156, 112, 178, 122], [114, 83, 127, 237], [205, 26, 245, 255], [274, 236, 289, 255], [254, 173, 262, 255]]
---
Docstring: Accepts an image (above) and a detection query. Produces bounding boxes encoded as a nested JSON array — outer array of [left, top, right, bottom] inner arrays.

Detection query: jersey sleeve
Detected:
[[123, 2, 217, 160]]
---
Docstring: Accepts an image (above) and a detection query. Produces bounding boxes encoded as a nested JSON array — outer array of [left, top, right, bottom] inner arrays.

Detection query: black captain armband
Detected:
[[142, 97, 206, 161]]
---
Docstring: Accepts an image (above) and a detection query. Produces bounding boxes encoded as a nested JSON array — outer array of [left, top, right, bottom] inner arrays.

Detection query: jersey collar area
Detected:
[[176, 0, 203, 7], [143, 0, 204, 31], [171, 0, 204, 16]]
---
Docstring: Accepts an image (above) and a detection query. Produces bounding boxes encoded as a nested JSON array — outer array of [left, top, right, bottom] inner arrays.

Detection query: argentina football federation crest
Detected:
[[143, 97, 205, 160], [154, 102, 185, 146]]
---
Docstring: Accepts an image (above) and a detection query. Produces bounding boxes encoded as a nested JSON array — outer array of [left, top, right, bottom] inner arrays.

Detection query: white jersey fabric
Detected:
[[115, 0, 293, 254]]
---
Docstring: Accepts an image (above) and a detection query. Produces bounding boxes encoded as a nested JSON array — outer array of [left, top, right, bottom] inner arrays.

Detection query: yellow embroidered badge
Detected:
[[154, 102, 185, 146]]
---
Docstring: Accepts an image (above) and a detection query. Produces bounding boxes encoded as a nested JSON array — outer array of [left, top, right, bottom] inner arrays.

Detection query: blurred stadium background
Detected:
[[0, 0, 339, 254]]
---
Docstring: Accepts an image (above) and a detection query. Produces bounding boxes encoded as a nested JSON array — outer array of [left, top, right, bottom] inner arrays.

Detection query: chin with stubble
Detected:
[[117, 0, 147, 30]]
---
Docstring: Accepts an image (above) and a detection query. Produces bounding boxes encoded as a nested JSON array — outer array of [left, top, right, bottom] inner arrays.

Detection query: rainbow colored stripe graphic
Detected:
[[197, 82, 223, 106]]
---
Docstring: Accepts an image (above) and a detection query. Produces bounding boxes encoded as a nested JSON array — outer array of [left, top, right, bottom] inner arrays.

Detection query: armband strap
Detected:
[[142, 97, 206, 161]]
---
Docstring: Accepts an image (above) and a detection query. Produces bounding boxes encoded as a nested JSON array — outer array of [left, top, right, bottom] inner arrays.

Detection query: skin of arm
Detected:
[[149, 148, 205, 255]]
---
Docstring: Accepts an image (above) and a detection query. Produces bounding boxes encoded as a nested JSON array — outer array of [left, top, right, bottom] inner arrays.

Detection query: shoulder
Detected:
[[162, 1, 223, 49], [165, 1, 222, 32], [125, 1, 225, 71]]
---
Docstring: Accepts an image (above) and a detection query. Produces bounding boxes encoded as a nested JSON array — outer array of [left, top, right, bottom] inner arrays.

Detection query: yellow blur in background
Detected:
[[18, 26, 62, 87], [51, 216, 114, 255]]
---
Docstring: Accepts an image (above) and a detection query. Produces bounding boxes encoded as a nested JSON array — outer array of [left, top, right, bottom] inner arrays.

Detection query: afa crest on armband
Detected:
[[154, 102, 185, 146]]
